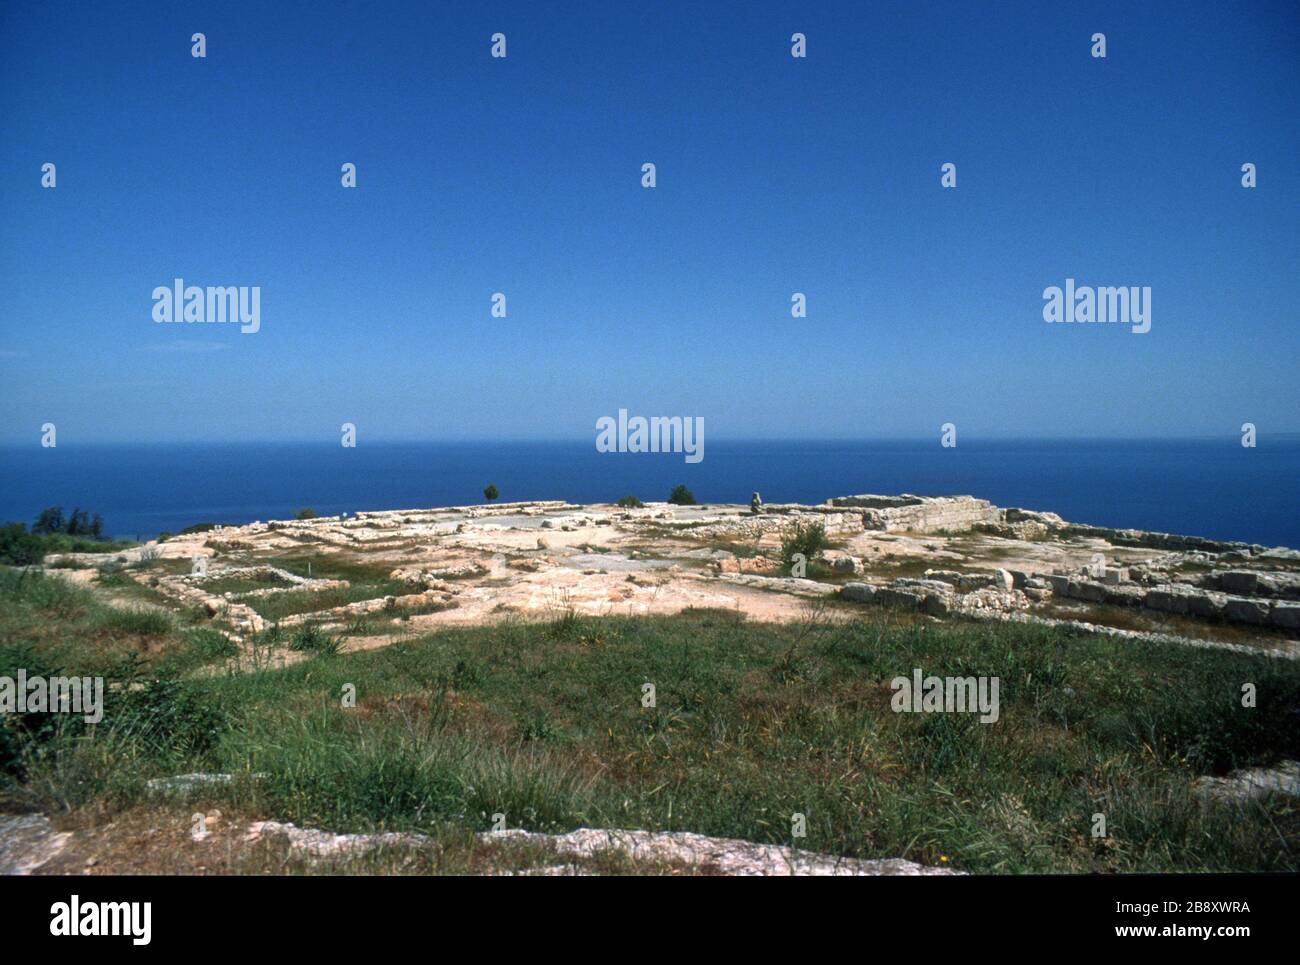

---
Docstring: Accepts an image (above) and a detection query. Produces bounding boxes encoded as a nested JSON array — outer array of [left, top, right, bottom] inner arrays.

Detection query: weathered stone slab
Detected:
[[1103, 584, 1145, 607], [1145, 587, 1194, 615], [1219, 571, 1259, 595], [1224, 598, 1270, 626], [1186, 591, 1227, 619], [485, 827, 961, 876], [839, 582, 877, 603], [1270, 602, 1300, 631], [0, 814, 72, 875], [1197, 761, 1300, 805]]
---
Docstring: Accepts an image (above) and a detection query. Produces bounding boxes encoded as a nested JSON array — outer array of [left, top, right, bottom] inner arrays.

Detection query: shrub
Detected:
[[186, 628, 239, 662], [0, 523, 45, 566], [295, 508, 318, 520], [290, 623, 341, 656], [483, 484, 499, 502], [0, 643, 67, 778], [114, 678, 230, 760], [33, 507, 101, 538], [780, 520, 829, 571], [616, 495, 643, 508], [667, 485, 696, 506], [32, 507, 65, 536]]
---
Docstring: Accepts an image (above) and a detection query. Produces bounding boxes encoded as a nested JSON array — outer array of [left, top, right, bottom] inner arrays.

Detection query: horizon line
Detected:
[[3, 433, 1298, 447]]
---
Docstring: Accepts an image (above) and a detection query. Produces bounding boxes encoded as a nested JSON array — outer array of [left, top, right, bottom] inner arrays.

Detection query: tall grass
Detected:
[[99, 606, 175, 637], [3, 562, 1297, 873]]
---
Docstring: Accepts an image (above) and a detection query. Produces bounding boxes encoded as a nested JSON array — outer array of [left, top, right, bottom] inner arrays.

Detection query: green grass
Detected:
[[269, 553, 400, 584], [0, 568, 215, 676], [245, 581, 413, 620], [154, 628, 241, 675], [223, 552, 421, 619], [122, 556, 192, 577], [4, 561, 1297, 874], [98, 606, 175, 637], [289, 623, 341, 655], [33, 533, 139, 555], [202, 571, 295, 595]]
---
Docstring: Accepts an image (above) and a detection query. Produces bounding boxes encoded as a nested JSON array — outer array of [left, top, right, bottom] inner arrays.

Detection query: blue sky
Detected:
[[1, 0, 1296, 443]]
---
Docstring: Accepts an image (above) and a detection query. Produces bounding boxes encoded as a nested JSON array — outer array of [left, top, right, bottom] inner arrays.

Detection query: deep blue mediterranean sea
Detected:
[[0, 438, 1296, 547]]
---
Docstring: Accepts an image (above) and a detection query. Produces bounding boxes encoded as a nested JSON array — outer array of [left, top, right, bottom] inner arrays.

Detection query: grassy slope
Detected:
[[1, 568, 1297, 873]]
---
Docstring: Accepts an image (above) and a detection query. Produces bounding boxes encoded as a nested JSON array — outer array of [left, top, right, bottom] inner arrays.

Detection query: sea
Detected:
[[1, 438, 1296, 548]]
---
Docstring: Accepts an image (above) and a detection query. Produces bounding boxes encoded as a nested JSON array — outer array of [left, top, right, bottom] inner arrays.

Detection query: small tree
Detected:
[[295, 508, 317, 520], [32, 507, 64, 535], [483, 483, 499, 502], [616, 495, 643, 508], [667, 484, 696, 506], [65, 508, 91, 536]]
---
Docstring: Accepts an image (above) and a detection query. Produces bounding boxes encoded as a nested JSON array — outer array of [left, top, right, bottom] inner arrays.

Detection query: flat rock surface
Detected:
[[485, 828, 960, 876], [1196, 761, 1300, 803], [244, 820, 957, 875], [0, 814, 72, 875]]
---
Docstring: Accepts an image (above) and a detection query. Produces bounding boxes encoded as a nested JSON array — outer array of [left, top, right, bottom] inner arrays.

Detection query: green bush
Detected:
[[0, 523, 45, 566], [186, 628, 239, 661], [667, 485, 696, 506], [114, 677, 231, 761], [483, 484, 499, 502], [780, 520, 829, 570], [295, 508, 318, 520], [3, 513, 133, 562], [291, 623, 341, 655], [0, 643, 68, 778], [33, 507, 103, 539], [616, 495, 643, 508]]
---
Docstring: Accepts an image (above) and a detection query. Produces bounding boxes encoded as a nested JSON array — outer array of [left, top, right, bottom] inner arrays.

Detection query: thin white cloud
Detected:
[[143, 340, 230, 354]]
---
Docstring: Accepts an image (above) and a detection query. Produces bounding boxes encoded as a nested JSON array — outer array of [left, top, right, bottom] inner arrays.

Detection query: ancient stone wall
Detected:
[[827, 494, 999, 534]]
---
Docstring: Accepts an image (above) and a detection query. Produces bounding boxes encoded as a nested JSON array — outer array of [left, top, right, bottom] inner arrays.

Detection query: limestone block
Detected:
[[1270, 602, 1300, 630], [839, 583, 877, 603], [1224, 597, 1269, 626], [1219, 571, 1259, 595]]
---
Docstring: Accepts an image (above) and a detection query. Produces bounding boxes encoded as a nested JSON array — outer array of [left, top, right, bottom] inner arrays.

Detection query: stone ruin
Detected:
[[43, 491, 1299, 659], [828, 494, 1000, 533]]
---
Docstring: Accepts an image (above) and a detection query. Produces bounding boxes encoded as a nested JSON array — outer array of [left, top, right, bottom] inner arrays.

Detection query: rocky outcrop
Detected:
[[1196, 761, 1300, 804], [485, 828, 960, 876], [0, 814, 71, 875], [1041, 574, 1298, 630], [839, 577, 1027, 617]]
